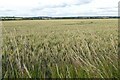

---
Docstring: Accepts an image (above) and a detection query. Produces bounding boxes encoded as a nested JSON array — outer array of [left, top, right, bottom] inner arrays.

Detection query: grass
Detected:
[[2, 19, 118, 78]]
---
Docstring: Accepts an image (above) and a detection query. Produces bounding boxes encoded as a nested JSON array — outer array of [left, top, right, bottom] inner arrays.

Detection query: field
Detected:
[[2, 19, 118, 78]]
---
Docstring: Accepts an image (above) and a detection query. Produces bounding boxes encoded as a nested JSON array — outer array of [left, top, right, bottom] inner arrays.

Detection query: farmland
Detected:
[[2, 19, 118, 78]]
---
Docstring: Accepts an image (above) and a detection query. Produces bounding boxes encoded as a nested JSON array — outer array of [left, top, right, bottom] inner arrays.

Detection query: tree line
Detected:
[[0, 16, 119, 21]]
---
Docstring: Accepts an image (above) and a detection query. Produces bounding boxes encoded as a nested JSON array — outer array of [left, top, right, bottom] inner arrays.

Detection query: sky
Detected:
[[0, 0, 119, 17]]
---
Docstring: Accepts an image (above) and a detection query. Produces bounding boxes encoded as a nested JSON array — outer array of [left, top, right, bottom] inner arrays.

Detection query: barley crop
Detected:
[[2, 19, 118, 78]]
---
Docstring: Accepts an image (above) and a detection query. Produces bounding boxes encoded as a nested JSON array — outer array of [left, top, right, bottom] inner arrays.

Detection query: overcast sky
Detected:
[[0, 0, 119, 17]]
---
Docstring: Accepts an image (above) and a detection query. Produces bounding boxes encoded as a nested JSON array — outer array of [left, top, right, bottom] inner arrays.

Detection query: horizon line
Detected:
[[0, 16, 119, 18]]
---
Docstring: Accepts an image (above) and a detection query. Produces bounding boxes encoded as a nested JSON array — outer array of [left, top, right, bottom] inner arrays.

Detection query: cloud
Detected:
[[32, 0, 92, 11], [0, 9, 14, 12], [96, 7, 118, 15], [0, 0, 119, 17], [0, 8, 15, 16]]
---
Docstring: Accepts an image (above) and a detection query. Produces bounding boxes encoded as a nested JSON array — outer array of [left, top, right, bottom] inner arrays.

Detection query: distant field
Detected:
[[2, 19, 118, 78]]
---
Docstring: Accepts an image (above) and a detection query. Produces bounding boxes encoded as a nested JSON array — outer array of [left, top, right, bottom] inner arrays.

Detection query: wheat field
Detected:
[[2, 19, 118, 78]]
